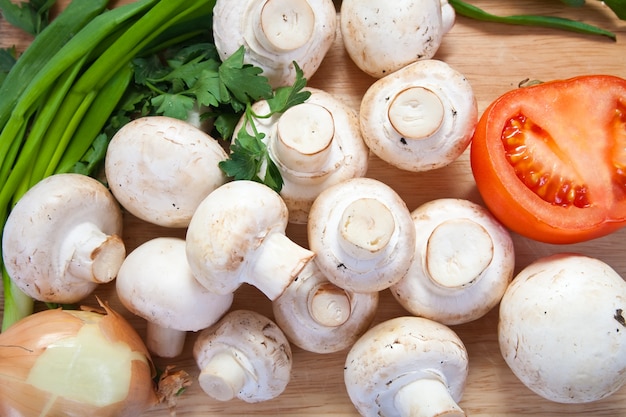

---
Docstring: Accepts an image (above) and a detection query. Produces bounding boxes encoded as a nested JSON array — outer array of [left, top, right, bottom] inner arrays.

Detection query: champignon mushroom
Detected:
[[193, 309, 292, 402], [359, 59, 477, 172], [272, 260, 378, 353], [340, 0, 455, 78], [345, 316, 468, 417], [186, 180, 315, 300], [499, 253, 626, 404], [115, 237, 233, 358], [235, 87, 370, 223], [2, 173, 125, 304], [308, 177, 415, 293], [105, 116, 228, 228], [390, 198, 515, 325], [212, 0, 336, 88]]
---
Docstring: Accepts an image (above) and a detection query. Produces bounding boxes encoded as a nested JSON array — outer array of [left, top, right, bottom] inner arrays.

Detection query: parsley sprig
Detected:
[[128, 42, 274, 136], [0, 46, 17, 86], [0, 0, 55, 36], [218, 63, 311, 193], [100, 39, 310, 192]]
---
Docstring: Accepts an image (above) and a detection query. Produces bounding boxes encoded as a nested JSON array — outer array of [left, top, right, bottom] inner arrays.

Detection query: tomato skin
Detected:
[[470, 75, 626, 244]]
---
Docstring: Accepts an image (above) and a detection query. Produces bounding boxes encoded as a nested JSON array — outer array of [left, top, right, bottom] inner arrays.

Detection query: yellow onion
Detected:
[[0, 301, 159, 417]]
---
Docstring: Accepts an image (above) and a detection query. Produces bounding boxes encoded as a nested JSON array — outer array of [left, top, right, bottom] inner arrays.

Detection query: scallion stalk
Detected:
[[0, 0, 109, 130], [448, 0, 617, 40]]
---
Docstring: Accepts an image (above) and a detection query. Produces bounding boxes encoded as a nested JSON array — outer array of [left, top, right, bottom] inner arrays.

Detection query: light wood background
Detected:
[[1, 1, 626, 416]]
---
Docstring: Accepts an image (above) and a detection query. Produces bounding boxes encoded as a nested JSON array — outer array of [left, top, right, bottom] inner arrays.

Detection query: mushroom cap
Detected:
[[308, 177, 415, 293], [344, 316, 468, 417], [236, 87, 370, 223], [2, 173, 124, 303], [272, 261, 379, 353], [391, 198, 515, 325], [340, 0, 453, 78], [498, 253, 626, 404], [105, 116, 228, 228], [193, 309, 293, 402], [186, 180, 310, 297], [212, 0, 336, 88], [116, 237, 233, 332], [359, 59, 477, 172]]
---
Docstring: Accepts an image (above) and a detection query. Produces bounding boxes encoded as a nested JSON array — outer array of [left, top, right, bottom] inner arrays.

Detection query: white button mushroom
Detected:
[[344, 316, 468, 417], [499, 253, 626, 404], [185, 180, 315, 300], [390, 198, 515, 325], [115, 237, 233, 358], [2, 173, 125, 304], [105, 116, 228, 228], [235, 87, 370, 223], [359, 59, 478, 172], [272, 260, 378, 353], [340, 0, 456, 78], [212, 0, 337, 88], [308, 177, 415, 293], [193, 309, 292, 403]]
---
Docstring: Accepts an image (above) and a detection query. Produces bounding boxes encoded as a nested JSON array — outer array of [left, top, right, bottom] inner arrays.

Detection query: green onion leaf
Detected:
[[448, 0, 616, 40]]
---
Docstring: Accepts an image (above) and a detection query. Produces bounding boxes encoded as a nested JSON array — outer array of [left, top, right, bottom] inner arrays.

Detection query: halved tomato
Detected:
[[470, 75, 626, 244]]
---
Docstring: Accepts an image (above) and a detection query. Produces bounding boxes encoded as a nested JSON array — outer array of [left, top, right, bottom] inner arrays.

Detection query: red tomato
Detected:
[[470, 75, 626, 244]]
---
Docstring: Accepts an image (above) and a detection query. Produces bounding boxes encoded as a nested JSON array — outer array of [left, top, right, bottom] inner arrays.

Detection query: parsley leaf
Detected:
[[219, 63, 310, 192], [219, 128, 268, 182], [126, 42, 274, 125], [68, 132, 109, 176], [189, 69, 222, 108], [0, 0, 56, 36], [266, 62, 311, 114], [0, 47, 17, 87], [218, 47, 274, 111], [151, 92, 196, 120], [213, 108, 241, 140]]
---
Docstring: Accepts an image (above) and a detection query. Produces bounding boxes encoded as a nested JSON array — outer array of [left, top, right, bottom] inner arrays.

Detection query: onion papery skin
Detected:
[[0, 303, 158, 417]]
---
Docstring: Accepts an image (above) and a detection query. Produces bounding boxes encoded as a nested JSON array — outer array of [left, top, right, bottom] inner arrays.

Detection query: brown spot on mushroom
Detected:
[[614, 309, 626, 327]]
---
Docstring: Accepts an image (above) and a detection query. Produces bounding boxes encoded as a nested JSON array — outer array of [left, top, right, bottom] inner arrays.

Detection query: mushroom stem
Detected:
[[198, 351, 248, 401], [249, 232, 315, 300], [253, 0, 316, 52], [394, 378, 466, 417], [64, 222, 125, 284], [308, 282, 352, 327], [388, 87, 444, 140], [274, 102, 335, 172], [145, 322, 187, 358], [338, 198, 395, 260], [425, 218, 493, 289]]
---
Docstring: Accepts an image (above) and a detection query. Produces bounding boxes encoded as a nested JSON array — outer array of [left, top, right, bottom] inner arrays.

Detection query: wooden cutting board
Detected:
[[1, 1, 626, 416]]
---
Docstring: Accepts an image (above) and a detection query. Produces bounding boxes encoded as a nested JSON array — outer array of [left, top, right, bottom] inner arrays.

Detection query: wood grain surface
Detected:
[[1, 1, 626, 416]]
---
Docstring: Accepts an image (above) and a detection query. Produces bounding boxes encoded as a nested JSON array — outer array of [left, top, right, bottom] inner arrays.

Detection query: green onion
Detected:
[[0, 0, 108, 131], [448, 0, 617, 40], [55, 63, 134, 176]]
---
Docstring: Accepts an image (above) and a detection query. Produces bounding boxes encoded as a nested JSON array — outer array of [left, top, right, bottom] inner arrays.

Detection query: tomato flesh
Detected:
[[612, 104, 626, 189], [502, 113, 591, 209], [470, 75, 626, 244]]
